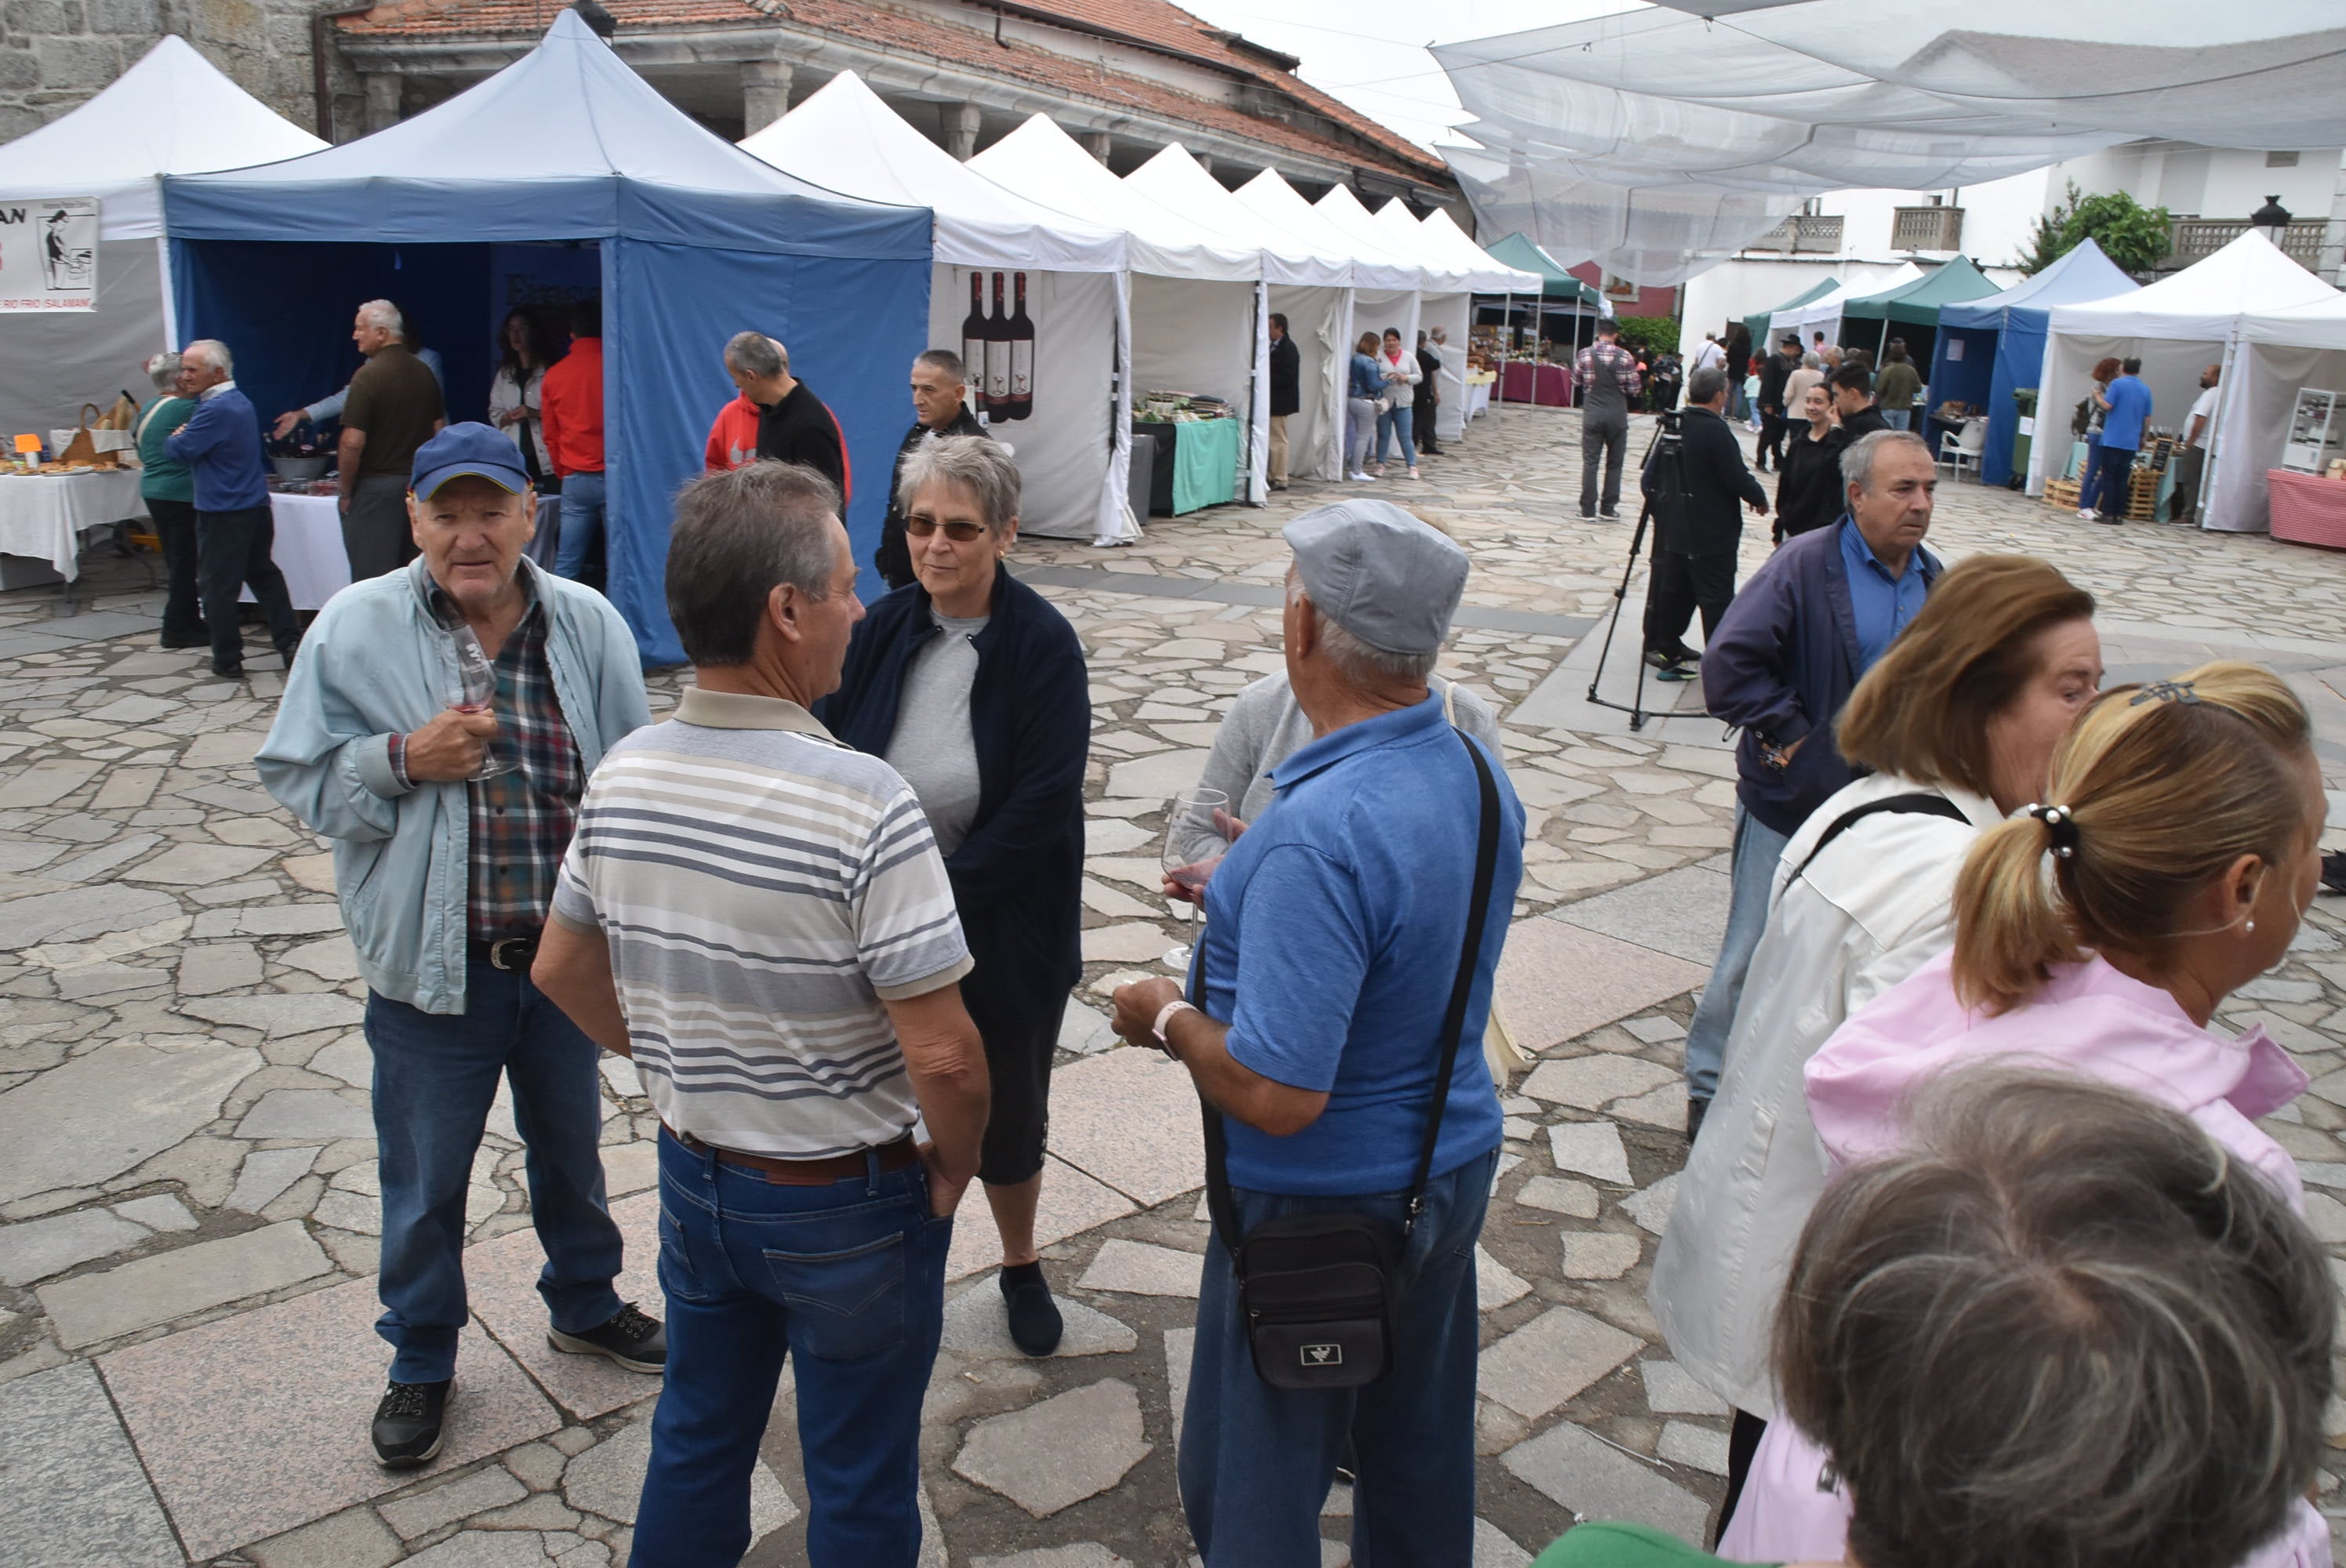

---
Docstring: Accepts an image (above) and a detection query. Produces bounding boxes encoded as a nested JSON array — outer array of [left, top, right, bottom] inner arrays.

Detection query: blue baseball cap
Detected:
[[410, 422, 530, 499]]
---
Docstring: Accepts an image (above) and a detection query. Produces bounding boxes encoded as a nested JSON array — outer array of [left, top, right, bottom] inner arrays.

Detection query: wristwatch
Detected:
[[1151, 998, 1197, 1052]]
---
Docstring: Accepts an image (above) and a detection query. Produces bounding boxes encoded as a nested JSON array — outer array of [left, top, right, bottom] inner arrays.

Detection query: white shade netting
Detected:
[[1434, 2, 2346, 285], [0, 35, 324, 437], [743, 74, 1132, 543]]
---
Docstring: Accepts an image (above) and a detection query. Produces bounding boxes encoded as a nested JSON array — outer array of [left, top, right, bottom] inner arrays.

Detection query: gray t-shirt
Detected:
[[884, 612, 990, 856]]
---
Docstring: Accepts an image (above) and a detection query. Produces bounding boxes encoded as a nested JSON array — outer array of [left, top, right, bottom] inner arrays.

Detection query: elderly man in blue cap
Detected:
[[259, 423, 660, 1468], [1113, 499, 1526, 1566]]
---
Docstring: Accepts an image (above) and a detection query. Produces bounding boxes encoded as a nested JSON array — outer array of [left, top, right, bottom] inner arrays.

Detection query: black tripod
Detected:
[[1585, 410, 1704, 731]]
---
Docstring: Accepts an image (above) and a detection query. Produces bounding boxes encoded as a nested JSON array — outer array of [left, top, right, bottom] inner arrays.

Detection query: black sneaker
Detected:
[[160, 629, 209, 650], [1578, 509, 1597, 521], [210, 661, 244, 680], [1599, 507, 1623, 520], [2320, 851, 2346, 895], [372, 1377, 450, 1468], [1642, 648, 1686, 673], [1000, 1261, 1064, 1356], [549, 1302, 666, 1373]]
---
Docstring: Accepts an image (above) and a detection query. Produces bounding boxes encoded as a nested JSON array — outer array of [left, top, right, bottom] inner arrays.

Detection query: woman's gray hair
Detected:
[[1802, 350, 1822, 368], [1776, 1067, 2331, 1568], [1285, 574, 1438, 685], [898, 434, 1020, 533], [665, 461, 841, 668], [144, 351, 181, 392], [1840, 428, 1931, 492], [724, 332, 784, 379]]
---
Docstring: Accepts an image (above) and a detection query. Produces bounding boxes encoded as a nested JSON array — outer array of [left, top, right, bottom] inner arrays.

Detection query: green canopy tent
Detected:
[[1743, 277, 1839, 354], [1484, 233, 1605, 387], [1837, 254, 1999, 370]]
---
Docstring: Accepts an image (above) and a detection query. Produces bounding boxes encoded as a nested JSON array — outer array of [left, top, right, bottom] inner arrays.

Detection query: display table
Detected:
[[0, 468, 147, 581], [260, 492, 351, 611], [2268, 469, 2346, 550], [1465, 373, 1494, 420], [1498, 361, 1572, 408]]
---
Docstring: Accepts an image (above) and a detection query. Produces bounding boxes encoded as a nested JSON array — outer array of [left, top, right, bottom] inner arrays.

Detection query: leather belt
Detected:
[[664, 1124, 919, 1185], [470, 933, 540, 971]]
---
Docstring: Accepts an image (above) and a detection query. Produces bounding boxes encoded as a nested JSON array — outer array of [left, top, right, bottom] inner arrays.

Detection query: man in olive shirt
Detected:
[[339, 299, 446, 581], [1874, 341, 1922, 432]]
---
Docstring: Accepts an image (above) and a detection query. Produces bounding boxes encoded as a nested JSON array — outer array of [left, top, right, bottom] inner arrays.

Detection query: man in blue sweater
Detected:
[[166, 339, 301, 679], [2082, 356, 2154, 524]]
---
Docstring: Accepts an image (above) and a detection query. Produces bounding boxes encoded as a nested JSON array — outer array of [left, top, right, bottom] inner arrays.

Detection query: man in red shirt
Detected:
[[538, 297, 606, 579]]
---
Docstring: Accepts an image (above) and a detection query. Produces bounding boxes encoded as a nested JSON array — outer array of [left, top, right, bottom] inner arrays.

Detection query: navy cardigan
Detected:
[[816, 568, 1090, 1039], [1699, 517, 1941, 838]]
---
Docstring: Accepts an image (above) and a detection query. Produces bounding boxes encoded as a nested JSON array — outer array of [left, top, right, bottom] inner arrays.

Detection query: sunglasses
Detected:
[[904, 515, 988, 543]]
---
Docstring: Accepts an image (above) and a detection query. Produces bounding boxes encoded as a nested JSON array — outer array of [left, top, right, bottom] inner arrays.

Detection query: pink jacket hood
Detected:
[[1806, 949, 2308, 1203]]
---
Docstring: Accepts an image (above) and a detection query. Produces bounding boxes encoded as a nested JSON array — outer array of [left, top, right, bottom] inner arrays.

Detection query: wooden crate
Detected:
[[2043, 477, 2080, 510], [2125, 468, 2161, 521]]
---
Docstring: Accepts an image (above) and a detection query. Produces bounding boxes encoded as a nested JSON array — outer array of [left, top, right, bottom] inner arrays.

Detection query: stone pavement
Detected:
[[0, 403, 2342, 1567]]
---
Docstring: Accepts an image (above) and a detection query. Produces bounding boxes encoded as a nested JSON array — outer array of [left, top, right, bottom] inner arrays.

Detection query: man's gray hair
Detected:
[[1841, 429, 1933, 493], [914, 347, 965, 383], [144, 351, 181, 392], [724, 332, 785, 379], [1430, 326, 1447, 343], [183, 339, 232, 376], [356, 299, 403, 336], [899, 434, 1019, 533], [665, 461, 841, 668], [1286, 575, 1439, 685], [1687, 365, 1727, 405]]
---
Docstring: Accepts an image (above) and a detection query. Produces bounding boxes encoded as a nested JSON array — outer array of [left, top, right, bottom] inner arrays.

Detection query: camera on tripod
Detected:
[[1582, 408, 1698, 729]]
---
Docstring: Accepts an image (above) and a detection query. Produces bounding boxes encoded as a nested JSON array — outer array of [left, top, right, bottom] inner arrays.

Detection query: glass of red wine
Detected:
[[448, 625, 516, 780], [1160, 787, 1232, 971]]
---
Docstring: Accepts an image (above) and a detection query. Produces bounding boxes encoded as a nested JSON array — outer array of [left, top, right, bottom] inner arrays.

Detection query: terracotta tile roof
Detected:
[[337, 0, 1450, 187]]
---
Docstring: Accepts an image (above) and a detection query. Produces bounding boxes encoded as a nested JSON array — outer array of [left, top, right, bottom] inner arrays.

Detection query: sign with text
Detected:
[[0, 197, 99, 312]]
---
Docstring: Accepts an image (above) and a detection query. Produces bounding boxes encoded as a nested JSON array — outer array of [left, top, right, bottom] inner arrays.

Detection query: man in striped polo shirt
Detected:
[[532, 460, 990, 1567]]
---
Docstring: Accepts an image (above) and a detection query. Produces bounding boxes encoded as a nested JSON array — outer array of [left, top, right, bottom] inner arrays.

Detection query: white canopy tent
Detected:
[[2036, 233, 2339, 525], [739, 72, 1131, 543], [971, 118, 1266, 512], [1371, 201, 1475, 443], [1414, 209, 1540, 443], [1317, 187, 1439, 394], [2222, 295, 2346, 536], [0, 35, 325, 439]]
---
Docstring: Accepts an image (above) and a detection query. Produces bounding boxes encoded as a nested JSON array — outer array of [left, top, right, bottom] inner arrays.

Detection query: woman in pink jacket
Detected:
[[1722, 661, 2333, 1566]]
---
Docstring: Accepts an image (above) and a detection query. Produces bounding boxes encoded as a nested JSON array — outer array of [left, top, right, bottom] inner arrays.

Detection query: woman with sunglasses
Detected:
[[816, 436, 1091, 1359]]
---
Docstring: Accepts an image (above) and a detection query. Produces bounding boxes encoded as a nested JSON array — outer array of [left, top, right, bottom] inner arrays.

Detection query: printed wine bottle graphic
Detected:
[[984, 272, 1012, 416], [961, 273, 988, 412], [1006, 271, 1035, 420]]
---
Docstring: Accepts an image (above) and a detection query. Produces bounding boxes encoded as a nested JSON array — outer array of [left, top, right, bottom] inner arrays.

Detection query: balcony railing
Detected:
[[1890, 205, 1964, 252], [2166, 216, 2327, 270], [1745, 214, 1843, 254]]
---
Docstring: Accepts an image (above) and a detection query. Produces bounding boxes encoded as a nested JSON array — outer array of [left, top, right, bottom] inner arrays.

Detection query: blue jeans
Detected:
[[554, 469, 607, 578], [633, 1129, 949, 1568], [365, 958, 625, 1384], [1181, 1149, 1497, 1567], [1375, 403, 1414, 466], [2084, 441, 2135, 518], [1682, 804, 1793, 1102], [1881, 408, 1911, 431]]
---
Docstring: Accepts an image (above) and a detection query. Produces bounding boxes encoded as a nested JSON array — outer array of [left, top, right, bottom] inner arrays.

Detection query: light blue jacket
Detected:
[[257, 555, 651, 1014]]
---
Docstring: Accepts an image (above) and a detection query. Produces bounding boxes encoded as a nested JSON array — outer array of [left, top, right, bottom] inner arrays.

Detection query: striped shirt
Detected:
[[550, 686, 973, 1158]]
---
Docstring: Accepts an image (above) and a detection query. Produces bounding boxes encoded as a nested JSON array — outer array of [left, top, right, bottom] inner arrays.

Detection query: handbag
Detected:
[[1199, 728, 1502, 1391]]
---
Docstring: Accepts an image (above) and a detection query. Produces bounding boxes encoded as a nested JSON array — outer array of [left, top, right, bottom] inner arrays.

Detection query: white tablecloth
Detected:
[[1465, 380, 1493, 419], [0, 468, 147, 579], [260, 492, 352, 612]]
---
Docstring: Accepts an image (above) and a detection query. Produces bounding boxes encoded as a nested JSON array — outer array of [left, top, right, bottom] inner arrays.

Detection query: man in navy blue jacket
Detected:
[[1682, 430, 1942, 1139], [166, 339, 300, 680]]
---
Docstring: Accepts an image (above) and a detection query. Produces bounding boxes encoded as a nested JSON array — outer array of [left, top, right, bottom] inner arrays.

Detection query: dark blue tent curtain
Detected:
[[1982, 318, 2052, 488]]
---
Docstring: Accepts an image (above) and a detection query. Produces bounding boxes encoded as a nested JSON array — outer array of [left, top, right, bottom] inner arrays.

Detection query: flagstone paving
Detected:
[[0, 402, 2341, 1564]]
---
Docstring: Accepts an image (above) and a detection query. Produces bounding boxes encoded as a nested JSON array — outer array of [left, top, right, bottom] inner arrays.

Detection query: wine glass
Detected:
[[448, 624, 516, 780], [1160, 787, 1232, 971]]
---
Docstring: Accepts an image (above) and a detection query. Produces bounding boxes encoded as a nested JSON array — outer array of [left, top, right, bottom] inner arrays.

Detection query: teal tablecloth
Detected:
[[1170, 417, 1241, 514]]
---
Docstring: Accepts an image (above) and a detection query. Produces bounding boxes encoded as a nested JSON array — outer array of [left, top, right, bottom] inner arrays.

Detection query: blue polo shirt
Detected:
[[165, 383, 271, 512], [1197, 692, 1523, 1195], [1837, 517, 1932, 669], [2101, 374, 2153, 451]]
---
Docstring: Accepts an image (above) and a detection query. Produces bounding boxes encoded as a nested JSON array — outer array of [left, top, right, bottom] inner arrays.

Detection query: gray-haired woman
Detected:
[[135, 351, 205, 650], [817, 436, 1090, 1357]]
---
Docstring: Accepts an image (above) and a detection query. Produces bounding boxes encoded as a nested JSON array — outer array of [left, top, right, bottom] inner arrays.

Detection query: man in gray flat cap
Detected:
[[1112, 499, 1526, 1566]]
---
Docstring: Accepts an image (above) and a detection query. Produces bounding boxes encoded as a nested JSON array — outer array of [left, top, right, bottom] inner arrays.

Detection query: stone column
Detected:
[[1195, 153, 1215, 177], [361, 72, 401, 134], [742, 60, 793, 136], [946, 103, 983, 162], [1080, 130, 1113, 164]]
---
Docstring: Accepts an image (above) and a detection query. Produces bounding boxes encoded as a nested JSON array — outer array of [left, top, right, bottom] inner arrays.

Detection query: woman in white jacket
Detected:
[[1647, 553, 2101, 1530], [1370, 326, 1422, 481]]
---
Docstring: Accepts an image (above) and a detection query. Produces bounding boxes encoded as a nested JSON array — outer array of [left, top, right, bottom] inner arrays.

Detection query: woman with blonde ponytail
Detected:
[[1720, 662, 2333, 1568]]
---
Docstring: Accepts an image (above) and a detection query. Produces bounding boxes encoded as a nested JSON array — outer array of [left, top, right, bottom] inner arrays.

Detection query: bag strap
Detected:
[[1784, 793, 1969, 888], [1200, 727, 1503, 1253]]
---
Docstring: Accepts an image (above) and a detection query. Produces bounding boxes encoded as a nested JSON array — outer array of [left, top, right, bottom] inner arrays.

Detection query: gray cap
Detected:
[[1282, 499, 1469, 657]]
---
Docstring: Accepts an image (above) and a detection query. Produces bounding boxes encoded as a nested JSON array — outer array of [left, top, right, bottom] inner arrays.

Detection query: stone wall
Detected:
[[0, 0, 327, 144]]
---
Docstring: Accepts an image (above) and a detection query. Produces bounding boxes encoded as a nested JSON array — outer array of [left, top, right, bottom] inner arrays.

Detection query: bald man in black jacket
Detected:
[[1642, 364, 1767, 674]]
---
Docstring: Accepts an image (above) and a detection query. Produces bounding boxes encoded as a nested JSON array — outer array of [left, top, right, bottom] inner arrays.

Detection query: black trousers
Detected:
[[197, 503, 300, 672], [147, 495, 205, 644], [1414, 394, 1442, 452], [1643, 548, 1736, 661], [1581, 409, 1629, 514], [1756, 408, 1787, 469]]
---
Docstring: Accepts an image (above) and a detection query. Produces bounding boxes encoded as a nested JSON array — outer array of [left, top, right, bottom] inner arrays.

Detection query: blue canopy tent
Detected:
[[1934, 239, 2137, 487], [162, 12, 932, 664]]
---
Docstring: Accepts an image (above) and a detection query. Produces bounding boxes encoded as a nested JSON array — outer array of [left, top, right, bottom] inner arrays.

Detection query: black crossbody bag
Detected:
[[1197, 729, 1502, 1391]]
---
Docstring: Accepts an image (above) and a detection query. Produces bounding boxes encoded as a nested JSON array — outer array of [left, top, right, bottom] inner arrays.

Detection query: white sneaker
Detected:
[[1407, 466, 1421, 480], [2076, 507, 2097, 520], [1349, 470, 1375, 481]]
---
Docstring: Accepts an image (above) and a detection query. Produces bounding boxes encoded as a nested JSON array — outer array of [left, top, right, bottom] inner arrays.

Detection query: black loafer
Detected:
[[372, 1377, 450, 1468], [210, 661, 244, 680], [1000, 1261, 1064, 1356], [549, 1302, 666, 1373]]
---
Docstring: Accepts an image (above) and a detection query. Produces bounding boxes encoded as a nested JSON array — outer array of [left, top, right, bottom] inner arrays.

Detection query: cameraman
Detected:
[[1641, 365, 1767, 679]]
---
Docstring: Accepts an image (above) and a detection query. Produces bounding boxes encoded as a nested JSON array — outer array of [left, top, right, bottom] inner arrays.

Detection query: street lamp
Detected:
[[2250, 195, 2293, 249]]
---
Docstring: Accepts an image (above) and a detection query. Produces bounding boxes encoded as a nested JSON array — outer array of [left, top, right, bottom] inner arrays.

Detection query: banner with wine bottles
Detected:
[[928, 264, 1122, 541]]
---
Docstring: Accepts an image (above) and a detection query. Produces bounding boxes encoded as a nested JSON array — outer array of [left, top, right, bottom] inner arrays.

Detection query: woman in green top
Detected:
[[134, 351, 204, 649], [1531, 1070, 2328, 1568]]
